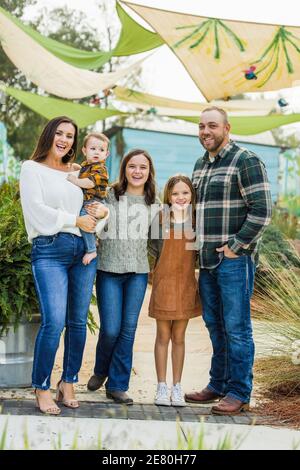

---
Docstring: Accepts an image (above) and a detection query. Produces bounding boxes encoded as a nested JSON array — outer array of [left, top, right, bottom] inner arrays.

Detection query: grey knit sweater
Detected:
[[97, 187, 160, 273]]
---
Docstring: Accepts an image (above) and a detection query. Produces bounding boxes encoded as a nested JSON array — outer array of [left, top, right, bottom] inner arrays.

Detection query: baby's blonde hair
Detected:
[[83, 132, 110, 149]]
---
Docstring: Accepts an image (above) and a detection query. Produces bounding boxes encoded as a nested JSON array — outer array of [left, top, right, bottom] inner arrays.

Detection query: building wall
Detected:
[[107, 128, 280, 201]]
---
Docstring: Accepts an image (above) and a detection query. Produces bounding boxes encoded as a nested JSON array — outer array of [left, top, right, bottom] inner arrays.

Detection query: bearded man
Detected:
[[185, 107, 272, 415]]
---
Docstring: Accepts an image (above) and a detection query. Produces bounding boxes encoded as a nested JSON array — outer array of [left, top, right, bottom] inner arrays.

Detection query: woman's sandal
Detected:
[[56, 379, 79, 409], [34, 389, 61, 416]]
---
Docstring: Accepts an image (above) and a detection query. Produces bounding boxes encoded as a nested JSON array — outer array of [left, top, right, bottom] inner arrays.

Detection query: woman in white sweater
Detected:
[[20, 116, 103, 415]]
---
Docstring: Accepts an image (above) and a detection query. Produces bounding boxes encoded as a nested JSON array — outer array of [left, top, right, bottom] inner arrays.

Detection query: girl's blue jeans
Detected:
[[94, 270, 148, 392]]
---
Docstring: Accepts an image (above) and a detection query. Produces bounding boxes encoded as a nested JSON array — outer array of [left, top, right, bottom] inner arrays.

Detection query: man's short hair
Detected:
[[201, 106, 229, 124]]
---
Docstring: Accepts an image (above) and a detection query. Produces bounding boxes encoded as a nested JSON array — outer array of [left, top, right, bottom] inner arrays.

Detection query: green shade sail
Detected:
[[113, 2, 164, 56], [0, 2, 162, 71], [2, 86, 127, 128], [173, 114, 300, 135], [3, 85, 300, 135]]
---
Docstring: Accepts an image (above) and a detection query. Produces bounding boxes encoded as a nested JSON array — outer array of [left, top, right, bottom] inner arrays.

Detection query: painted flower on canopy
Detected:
[[253, 26, 300, 87], [173, 18, 245, 59]]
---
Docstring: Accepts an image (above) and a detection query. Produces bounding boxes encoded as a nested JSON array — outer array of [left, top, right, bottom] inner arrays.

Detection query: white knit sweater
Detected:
[[19, 160, 83, 242]]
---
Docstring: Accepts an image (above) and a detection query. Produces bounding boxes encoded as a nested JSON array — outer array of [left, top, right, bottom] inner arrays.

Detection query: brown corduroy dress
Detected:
[[149, 228, 202, 320]]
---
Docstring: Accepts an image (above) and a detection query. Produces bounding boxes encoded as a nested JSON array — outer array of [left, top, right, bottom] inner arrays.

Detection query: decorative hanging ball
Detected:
[[278, 98, 289, 107], [243, 65, 257, 80], [146, 107, 157, 115], [90, 96, 101, 106]]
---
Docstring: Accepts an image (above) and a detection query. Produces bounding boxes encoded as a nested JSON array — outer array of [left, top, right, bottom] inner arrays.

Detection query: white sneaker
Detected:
[[154, 382, 171, 406], [171, 383, 186, 407]]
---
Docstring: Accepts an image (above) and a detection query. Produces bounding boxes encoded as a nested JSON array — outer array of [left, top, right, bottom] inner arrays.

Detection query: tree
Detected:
[[0, 0, 36, 16], [0, 0, 44, 161], [0, 1, 144, 159]]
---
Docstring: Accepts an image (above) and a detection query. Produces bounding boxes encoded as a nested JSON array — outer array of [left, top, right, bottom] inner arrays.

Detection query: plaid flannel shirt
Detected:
[[79, 160, 109, 202], [192, 141, 272, 269]]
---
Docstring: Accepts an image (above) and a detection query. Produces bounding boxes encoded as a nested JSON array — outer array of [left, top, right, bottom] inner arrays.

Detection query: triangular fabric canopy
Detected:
[[1, 85, 128, 128], [0, 3, 162, 70], [0, 8, 146, 99], [114, 86, 278, 115], [123, 1, 300, 100], [3, 85, 300, 135]]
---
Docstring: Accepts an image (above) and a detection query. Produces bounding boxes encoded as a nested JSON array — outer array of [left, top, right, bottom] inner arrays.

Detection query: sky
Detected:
[[24, 0, 300, 106], [26, 0, 300, 26]]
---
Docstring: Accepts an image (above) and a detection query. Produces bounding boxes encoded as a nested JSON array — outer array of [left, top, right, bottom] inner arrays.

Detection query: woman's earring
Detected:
[[67, 148, 75, 158]]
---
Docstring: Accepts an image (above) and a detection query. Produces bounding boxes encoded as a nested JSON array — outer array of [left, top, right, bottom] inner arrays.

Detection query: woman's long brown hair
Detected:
[[30, 116, 78, 164], [113, 149, 156, 206]]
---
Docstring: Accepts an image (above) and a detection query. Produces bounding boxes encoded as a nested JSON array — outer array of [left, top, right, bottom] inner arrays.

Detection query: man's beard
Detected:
[[200, 134, 226, 152]]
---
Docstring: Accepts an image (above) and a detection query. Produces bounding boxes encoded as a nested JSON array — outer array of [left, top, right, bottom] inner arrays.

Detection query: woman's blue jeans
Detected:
[[94, 270, 148, 392], [199, 255, 255, 403], [31, 233, 97, 390]]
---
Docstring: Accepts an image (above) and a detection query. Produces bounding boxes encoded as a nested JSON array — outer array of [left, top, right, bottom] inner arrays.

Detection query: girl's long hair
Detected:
[[113, 148, 156, 205], [30, 116, 78, 164]]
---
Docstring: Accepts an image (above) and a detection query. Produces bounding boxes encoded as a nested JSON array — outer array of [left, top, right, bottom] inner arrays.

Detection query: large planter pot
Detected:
[[0, 314, 40, 388]]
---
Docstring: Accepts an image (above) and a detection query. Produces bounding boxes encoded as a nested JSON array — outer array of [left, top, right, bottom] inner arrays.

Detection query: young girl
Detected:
[[148, 175, 201, 407]]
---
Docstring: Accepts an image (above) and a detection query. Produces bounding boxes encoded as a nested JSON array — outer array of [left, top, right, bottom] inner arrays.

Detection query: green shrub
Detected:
[[260, 223, 300, 268], [271, 206, 299, 239], [280, 195, 300, 218], [0, 180, 39, 335]]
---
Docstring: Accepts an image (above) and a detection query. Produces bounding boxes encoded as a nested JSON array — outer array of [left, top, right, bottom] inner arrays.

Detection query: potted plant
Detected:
[[0, 180, 40, 387]]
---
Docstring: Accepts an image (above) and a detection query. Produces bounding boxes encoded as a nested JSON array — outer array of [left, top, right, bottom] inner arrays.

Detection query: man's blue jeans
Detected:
[[94, 270, 148, 392], [31, 233, 97, 390], [199, 255, 255, 403]]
